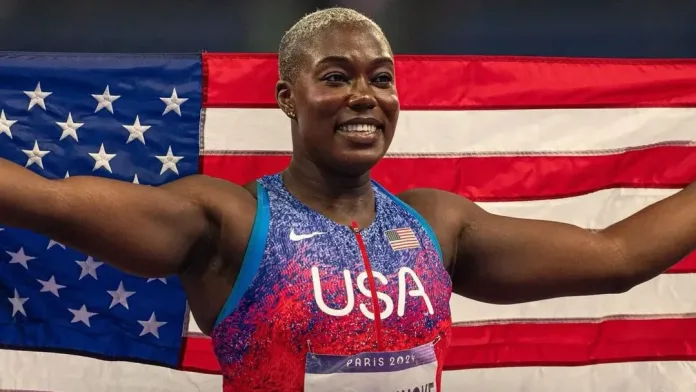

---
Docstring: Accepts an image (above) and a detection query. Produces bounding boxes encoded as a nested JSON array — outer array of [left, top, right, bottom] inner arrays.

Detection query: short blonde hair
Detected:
[[278, 7, 390, 82]]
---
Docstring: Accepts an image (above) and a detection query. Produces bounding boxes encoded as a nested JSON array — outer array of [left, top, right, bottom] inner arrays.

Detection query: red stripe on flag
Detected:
[[203, 53, 696, 109], [180, 336, 219, 373], [444, 317, 696, 370], [180, 317, 696, 373], [671, 252, 696, 273], [200, 145, 696, 202]]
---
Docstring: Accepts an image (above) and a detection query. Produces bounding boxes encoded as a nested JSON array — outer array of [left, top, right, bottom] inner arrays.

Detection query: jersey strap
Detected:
[[213, 182, 271, 327]]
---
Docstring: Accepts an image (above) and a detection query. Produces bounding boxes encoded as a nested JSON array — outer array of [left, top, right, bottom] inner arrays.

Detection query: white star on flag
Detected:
[[138, 312, 167, 338], [8, 289, 28, 317], [123, 115, 151, 144], [56, 112, 84, 141], [75, 256, 103, 280], [160, 88, 188, 116], [37, 276, 66, 298], [133, 174, 140, 184], [107, 281, 136, 309], [48, 239, 66, 250], [0, 110, 17, 138], [68, 305, 97, 327], [155, 146, 183, 175], [24, 82, 52, 110], [147, 278, 167, 284], [89, 143, 117, 173], [92, 85, 120, 114], [6, 247, 36, 269], [22, 141, 50, 169]]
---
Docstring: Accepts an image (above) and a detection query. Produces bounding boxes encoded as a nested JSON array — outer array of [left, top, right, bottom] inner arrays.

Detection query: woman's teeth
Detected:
[[337, 124, 379, 133]]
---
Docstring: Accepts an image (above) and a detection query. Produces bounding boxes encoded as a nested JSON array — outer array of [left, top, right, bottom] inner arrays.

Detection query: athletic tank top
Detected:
[[210, 173, 453, 391]]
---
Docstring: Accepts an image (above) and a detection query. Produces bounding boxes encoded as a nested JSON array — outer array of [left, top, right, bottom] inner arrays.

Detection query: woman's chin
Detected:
[[329, 149, 387, 176]]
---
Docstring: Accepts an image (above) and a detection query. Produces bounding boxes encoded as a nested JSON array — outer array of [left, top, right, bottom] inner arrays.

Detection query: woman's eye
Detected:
[[323, 73, 348, 83], [373, 74, 393, 85]]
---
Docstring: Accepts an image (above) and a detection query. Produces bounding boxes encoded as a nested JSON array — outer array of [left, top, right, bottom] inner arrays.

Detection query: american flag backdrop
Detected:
[[0, 52, 695, 391]]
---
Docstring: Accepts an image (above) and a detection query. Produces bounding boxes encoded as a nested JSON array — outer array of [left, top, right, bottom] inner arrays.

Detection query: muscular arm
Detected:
[[403, 183, 696, 304], [0, 157, 219, 277]]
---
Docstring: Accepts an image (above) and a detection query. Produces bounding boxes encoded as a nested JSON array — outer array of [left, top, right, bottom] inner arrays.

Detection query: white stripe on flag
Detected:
[[0, 348, 221, 392], [188, 315, 202, 334], [450, 273, 696, 323], [202, 107, 696, 153], [478, 188, 677, 228]]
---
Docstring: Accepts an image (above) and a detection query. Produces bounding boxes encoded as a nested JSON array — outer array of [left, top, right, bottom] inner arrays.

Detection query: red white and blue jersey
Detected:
[[210, 173, 453, 391]]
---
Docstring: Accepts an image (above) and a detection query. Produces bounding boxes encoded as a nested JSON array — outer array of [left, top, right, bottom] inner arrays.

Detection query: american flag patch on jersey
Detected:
[[384, 228, 421, 251]]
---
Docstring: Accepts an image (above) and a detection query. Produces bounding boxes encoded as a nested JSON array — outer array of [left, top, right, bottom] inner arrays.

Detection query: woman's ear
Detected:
[[276, 80, 295, 119]]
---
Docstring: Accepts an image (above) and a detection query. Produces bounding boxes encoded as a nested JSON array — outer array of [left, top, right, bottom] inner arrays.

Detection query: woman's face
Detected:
[[279, 24, 400, 175]]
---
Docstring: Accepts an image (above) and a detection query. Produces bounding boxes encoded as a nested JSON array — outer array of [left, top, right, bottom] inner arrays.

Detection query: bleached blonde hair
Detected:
[[278, 7, 390, 82]]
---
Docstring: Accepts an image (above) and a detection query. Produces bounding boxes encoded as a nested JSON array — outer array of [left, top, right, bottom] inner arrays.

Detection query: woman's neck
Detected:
[[282, 158, 376, 227]]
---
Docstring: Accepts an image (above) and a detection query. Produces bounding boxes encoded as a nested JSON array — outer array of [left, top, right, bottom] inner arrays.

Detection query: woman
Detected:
[[0, 7, 694, 392]]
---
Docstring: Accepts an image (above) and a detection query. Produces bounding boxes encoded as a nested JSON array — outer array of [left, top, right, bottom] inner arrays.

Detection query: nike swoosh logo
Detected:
[[289, 229, 326, 242]]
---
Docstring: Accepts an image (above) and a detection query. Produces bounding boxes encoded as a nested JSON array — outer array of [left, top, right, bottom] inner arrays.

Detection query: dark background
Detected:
[[0, 0, 694, 57]]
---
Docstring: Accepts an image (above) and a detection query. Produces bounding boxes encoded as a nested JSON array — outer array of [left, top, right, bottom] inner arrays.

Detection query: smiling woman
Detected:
[[0, 5, 695, 392], [209, 8, 454, 391]]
